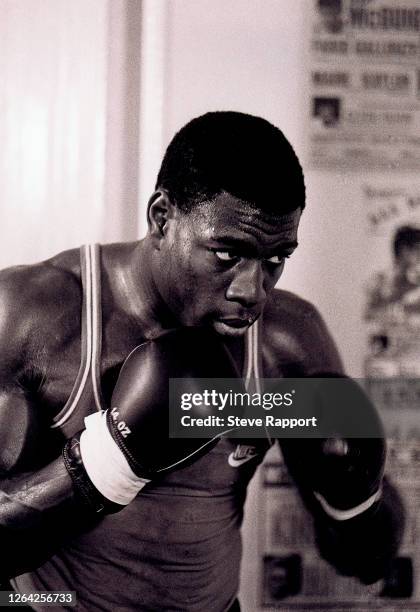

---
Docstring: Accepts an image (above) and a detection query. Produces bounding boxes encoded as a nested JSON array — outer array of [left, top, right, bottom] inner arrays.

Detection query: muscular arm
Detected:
[[0, 264, 237, 580], [268, 292, 404, 582], [0, 265, 105, 579], [0, 388, 99, 579]]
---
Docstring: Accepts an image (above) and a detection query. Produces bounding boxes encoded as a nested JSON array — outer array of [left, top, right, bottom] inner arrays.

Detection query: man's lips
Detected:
[[218, 317, 255, 328]]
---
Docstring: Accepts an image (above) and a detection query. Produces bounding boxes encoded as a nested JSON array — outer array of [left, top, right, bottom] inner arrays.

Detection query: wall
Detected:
[[0, 0, 141, 269]]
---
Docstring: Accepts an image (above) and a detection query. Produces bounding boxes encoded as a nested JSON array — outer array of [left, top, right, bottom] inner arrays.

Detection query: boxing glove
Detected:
[[282, 436, 385, 517], [279, 375, 404, 583], [280, 376, 385, 510], [314, 476, 404, 584], [106, 326, 241, 478], [64, 327, 241, 512]]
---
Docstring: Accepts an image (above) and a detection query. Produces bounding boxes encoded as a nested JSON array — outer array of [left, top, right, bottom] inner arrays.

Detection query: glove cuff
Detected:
[[63, 431, 124, 515], [314, 487, 382, 521], [80, 410, 150, 504]]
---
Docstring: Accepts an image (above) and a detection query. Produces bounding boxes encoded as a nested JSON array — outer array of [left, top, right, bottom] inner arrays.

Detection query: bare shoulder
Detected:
[[0, 248, 82, 382], [0, 250, 83, 472], [261, 289, 344, 376]]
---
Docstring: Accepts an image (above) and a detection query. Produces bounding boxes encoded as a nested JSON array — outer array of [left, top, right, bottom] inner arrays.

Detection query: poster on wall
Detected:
[[307, 0, 420, 170], [362, 183, 420, 550], [363, 183, 420, 379], [258, 457, 420, 610]]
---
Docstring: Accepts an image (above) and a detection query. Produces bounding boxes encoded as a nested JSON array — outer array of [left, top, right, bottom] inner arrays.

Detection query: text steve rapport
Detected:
[[180, 415, 318, 429], [180, 389, 295, 411]]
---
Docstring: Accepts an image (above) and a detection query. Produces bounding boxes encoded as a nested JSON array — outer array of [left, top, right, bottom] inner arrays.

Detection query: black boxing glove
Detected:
[[105, 327, 240, 477], [280, 376, 385, 513], [290, 435, 385, 518], [65, 327, 240, 512], [279, 375, 404, 583]]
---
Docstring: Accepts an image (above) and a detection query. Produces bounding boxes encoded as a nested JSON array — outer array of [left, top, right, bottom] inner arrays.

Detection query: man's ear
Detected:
[[147, 190, 175, 242]]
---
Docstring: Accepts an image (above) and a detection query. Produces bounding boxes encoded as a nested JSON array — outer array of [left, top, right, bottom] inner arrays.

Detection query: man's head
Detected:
[[147, 111, 304, 336], [155, 111, 305, 214], [393, 225, 420, 286]]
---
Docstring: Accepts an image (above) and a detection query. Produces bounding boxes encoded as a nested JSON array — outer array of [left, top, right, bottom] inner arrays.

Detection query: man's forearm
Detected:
[[314, 477, 405, 584], [0, 456, 100, 579]]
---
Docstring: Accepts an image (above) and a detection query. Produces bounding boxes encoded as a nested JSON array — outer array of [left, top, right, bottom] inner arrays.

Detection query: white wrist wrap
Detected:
[[314, 487, 382, 521], [79, 411, 150, 505]]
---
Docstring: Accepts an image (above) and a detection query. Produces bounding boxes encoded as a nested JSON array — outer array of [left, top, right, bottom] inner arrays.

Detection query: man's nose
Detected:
[[226, 259, 266, 307]]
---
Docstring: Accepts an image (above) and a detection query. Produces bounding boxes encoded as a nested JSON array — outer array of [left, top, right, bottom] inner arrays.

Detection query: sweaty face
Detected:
[[158, 193, 301, 337]]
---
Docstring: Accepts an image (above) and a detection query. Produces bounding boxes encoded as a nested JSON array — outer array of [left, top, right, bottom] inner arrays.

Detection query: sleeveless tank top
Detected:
[[14, 244, 271, 612]]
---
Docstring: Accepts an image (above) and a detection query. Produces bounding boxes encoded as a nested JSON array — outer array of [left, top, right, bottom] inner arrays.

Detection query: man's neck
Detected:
[[102, 239, 179, 340]]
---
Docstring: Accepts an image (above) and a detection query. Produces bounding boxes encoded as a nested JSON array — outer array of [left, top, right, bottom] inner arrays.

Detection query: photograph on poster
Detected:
[[0, 1, 418, 611]]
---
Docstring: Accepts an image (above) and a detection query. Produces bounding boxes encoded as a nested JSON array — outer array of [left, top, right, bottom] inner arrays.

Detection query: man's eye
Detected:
[[266, 254, 286, 265], [214, 251, 237, 262]]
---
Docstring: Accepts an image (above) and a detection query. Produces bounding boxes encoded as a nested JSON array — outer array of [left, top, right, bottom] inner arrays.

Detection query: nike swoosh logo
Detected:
[[228, 451, 258, 468]]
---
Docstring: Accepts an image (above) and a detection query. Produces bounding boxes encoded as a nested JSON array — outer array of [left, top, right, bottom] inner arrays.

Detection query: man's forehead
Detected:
[[189, 194, 301, 241]]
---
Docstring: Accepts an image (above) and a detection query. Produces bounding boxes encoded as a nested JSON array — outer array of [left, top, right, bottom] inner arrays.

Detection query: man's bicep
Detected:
[[0, 273, 56, 476], [0, 386, 49, 477]]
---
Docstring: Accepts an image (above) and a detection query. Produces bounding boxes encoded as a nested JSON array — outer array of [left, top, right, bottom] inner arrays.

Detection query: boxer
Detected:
[[0, 112, 403, 611]]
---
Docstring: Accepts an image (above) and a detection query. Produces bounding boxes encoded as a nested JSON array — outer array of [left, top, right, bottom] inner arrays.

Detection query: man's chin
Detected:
[[212, 320, 252, 337]]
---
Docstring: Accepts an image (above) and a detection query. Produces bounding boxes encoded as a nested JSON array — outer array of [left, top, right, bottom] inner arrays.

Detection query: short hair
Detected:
[[393, 225, 420, 258], [156, 111, 305, 214]]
